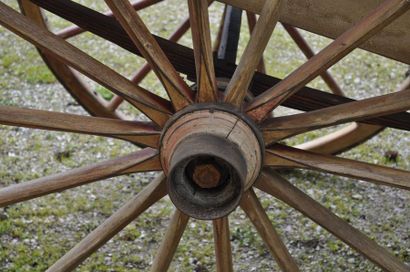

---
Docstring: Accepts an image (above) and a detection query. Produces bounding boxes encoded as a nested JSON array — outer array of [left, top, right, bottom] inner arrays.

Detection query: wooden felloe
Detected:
[[0, 0, 408, 271]]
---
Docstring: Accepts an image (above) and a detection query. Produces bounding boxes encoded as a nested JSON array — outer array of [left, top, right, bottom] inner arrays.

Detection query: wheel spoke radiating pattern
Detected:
[[26, 0, 410, 129], [282, 23, 343, 96], [0, 0, 408, 271], [108, 12, 193, 112]]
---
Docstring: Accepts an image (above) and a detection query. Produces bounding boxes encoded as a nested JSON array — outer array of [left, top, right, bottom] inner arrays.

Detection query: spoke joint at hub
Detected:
[[160, 104, 264, 220]]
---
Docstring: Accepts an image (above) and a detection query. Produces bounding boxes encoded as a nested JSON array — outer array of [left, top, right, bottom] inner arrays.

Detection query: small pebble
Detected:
[[352, 194, 363, 200]]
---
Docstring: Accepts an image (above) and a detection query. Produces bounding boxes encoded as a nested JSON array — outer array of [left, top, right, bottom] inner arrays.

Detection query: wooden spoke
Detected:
[[107, 95, 126, 113], [266, 145, 410, 190], [188, 0, 218, 102], [0, 106, 160, 147], [47, 173, 167, 272], [224, 0, 282, 106], [29, 0, 410, 130], [150, 209, 189, 272], [56, 0, 163, 39], [130, 18, 191, 82], [108, 16, 192, 112], [213, 217, 234, 272], [246, 11, 266, 73], [247, 0, 410, 122], [105, 0, 194, 111], [241, 189, 299, 271], [255, 170, 409, 272], [282, 24, 343, 96], [0, 2, 172, 126], [262, 88, 410, 144], [3, 0, 409, 269], [264, 152, 301, 169], [0, 148, 160, 208]]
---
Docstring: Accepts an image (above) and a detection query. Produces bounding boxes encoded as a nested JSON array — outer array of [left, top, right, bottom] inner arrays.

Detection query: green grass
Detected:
[[95, 86, 114, 101], [0, 0, 409, 271]]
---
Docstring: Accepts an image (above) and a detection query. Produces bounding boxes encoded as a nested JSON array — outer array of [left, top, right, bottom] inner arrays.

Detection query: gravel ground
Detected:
[[0, 1, 409, 271]]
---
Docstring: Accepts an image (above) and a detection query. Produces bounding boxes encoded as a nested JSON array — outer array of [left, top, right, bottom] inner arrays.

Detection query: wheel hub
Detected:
[[160, 104, 264, 220]]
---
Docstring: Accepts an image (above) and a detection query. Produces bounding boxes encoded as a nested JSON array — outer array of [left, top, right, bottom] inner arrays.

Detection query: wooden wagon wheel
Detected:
[[0, 0, 409, 271], [17, 0, 390, 155]]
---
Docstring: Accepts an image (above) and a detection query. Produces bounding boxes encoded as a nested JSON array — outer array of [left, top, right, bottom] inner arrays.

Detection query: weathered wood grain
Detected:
[[28, 0, 410, 131], [150, 210, 189, 272], [241, 189, 299, 271], [188, 0, 218, 102], [266, 145, 410, 190], [213, 217, 234, 272], [282, 24, 343, 96], [0, 1, 172, 126], [218, 0, 410, 64], [0, 106, 160, 147], [224, 0, 282, 106], [247, 0, 410, 122], [262, 88, 410, 144], [105, 0, 194, 111], [0, 149, 161, 207], [47, 174, 167, 272], [256, 170, 410, 272]]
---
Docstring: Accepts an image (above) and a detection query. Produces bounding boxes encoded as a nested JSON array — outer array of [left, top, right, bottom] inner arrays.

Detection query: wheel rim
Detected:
[[0, 0, 409, 271]]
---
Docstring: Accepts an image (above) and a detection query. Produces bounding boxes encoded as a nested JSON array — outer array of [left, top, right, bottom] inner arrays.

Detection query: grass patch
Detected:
[[95, 86, 114, 101]]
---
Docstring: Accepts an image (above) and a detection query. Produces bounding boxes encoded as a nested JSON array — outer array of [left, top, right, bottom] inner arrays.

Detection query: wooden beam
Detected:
[[247, 0, 410, 122], [218, 0, 410, 64], [56, 0, 163, 39], [26, 0, 410, 130], [262, 88, 410, 144]]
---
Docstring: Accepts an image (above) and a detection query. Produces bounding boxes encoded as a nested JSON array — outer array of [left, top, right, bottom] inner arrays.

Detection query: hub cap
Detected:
[[160, 104, 264, 220]]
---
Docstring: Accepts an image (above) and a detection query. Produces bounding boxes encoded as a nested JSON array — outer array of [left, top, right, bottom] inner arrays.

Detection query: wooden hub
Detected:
[[3, 1, 409, 270], [160, 105, 264, 220]]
